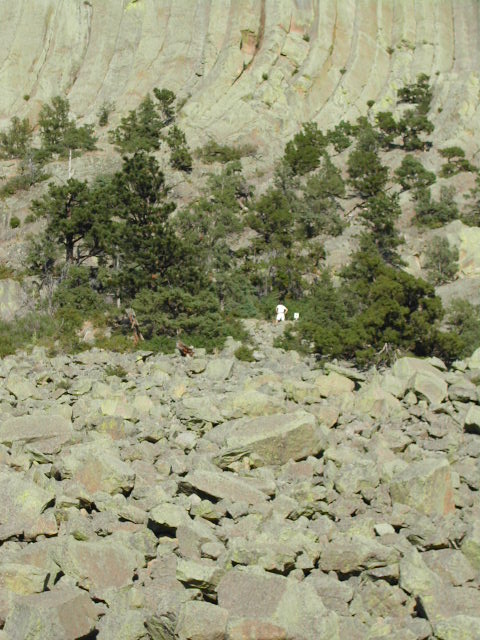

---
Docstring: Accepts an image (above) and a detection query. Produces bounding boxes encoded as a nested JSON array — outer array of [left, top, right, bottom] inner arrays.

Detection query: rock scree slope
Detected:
[[0, 322, 479, 638]]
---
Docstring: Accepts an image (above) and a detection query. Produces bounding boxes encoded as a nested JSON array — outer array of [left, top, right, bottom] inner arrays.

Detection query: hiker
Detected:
[[275, 302, 288, 324]]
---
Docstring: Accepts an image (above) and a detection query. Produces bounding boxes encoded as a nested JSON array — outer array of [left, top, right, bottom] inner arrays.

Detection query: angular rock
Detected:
[[97, 608, 146, 640], [0, 563, 50, 596], [176, 558, 223, 597], [208, 411, 327, 467], [204, 358, 235, 381], [423, 549, 477, 586], [53, 441, 135, 495], [313, 372, 355, 397], [392, 357, 447, 381], [354, 383, 408, 420], [54, 535, 143, 591], [218, 568, 338, 640], [0, 471, 55, 540], [284, 379, 324, 404], [177, 396, 223, 424], [390, 458, 455, 516], [318, 534, 399, 574], [464, 404, 480, 434], [221, 390, 285, 419], [461, 520, 480, 570], [304, 571, 354, 616], [175, 601, 229, 640], [0, 279, 29, 322], [180, 470, 267, 505], [434, 615, 480, 640], [149, 503, 191, 533], [3, 585, 98, 640], [5, 375, 39, 401], [0, 414, 73, 454], [409, 372, 448, 405]]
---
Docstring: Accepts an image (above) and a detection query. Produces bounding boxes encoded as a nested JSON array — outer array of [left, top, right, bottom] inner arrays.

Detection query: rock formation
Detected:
[[0, 0, 479, 159]]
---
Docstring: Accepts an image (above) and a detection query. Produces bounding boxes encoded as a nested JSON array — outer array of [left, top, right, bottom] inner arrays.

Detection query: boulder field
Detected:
[[0, 321, 479, 639]]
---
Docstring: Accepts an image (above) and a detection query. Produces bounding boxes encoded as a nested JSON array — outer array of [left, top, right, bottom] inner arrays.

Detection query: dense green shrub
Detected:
[[110, 93, 164, 153], [326, 121, 354, 153], [397, 74, 433, 111], [287, 244, 459, 364], [284, 122, 326, 175], [359, 193, 403, 265], [424, 236, 459, 285], [31, 177, 112, 265], [0, 117, 33, 158], [234, 344, 255, 362], [298, 157, 345, 238], [462, 175, 480, 226], [395, 155, 436, 191], [444, 299, 480, 359], [248, 188, 293, 248], [439, 147, 476, 177], [167, 125, 192, 172], [9, 216, 20, 229], [414, 186, 459, 228], [39, 96, 96, 157], [196, 140, 256, 164], [347, 147, 388, 197], [97, 101, 115, 127], [0, 313, 58, 357]]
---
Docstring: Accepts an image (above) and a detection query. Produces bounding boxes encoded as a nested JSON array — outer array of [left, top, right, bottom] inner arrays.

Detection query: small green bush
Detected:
[[444, 299, 480, 359], [284, 122, 326, 175], [97, 101, 115, 127], [104, 364, 128, 379], [414, 186, 459, 228], [196, 140, 256, 164], [234, 344, 255, 362], [0, 264, 15, 279], [9, 216, 20, 229]]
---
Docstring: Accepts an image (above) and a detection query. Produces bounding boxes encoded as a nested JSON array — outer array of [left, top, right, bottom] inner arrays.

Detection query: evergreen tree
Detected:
[[414, 186, 459, 228], [359, 192, 403, 265], [38, 97, 96, 157], [31, 178, 107, 265], [0, 116, 33, 158], [284, 122, 326, 175], [395, 155, 436, 192], [347, 147, 388, 197], [298, 156, 345, 238]]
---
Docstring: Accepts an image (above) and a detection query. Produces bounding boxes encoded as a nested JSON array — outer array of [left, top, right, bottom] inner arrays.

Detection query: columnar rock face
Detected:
[[0, 321, 480, 638], [0, 0, 479, 157]]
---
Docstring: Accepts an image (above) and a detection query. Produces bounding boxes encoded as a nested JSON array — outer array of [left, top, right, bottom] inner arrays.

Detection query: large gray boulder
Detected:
[[208, 411, 328, 467], [3, 585, 98, 640], [0, 413, 73, 454], [52, 440, 135, 495], [390, 458, 455, 517], [180, 470, 267, 505], [53, 534, 144, 592], [318, 534, 399, 574], [217, 567, 339, 640], [175, 601, 229, 640], [0, 471, 55, 541]]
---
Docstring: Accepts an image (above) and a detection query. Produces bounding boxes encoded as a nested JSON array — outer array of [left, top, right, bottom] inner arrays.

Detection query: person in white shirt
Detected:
[[275, 303, 288, 324]]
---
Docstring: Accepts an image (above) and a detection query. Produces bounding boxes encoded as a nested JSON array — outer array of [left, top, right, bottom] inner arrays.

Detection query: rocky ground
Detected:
[[0, 320, 479, 640]]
